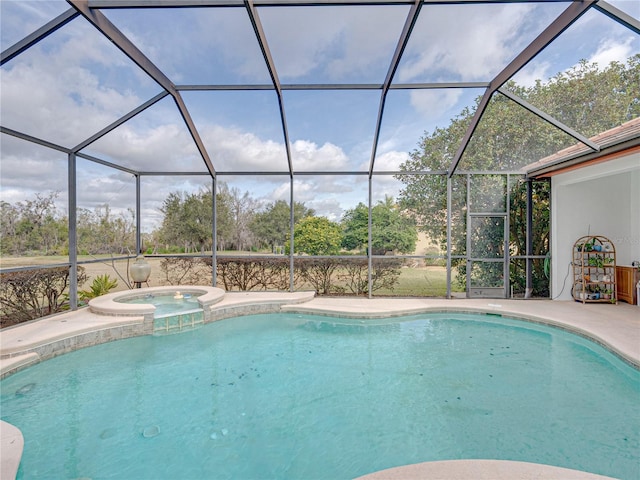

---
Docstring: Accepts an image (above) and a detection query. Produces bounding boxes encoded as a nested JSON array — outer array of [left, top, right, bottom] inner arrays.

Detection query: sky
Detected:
[[1, 0, 638, 231]]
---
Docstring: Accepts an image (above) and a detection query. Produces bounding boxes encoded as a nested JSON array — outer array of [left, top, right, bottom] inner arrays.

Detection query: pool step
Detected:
[[153, 309, 204, 335]]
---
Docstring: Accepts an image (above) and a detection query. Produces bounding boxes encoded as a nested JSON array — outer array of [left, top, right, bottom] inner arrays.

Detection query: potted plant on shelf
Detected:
[[588, 255, 604, 268]]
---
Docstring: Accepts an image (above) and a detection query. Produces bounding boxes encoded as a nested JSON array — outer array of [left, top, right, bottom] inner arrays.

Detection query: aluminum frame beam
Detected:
[[594, 1, 640, 35], [88, 0, 576, 7], [68, 153, 78, 310], [67, 0, 216, 177], [1, 127, 71, 154], [369, 0, 423, 176], [76, 152, 140, 175], [1, 9, 79, 66], [497, 87, 600, 152], [245, 0, 294, 176], [447, 0, 597, 177], [176, 82, 489, 91], [72, 92, 169, 152]]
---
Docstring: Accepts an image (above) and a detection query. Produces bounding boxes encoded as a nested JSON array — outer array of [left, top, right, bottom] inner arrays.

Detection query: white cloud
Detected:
[[3, 1, 634, 232], [76, 171, 136, 209], [0, 138, 68, 193], [511, 62, 552, 88], [0, 22, 150, 148], [307, 198, 344, 222], [291, 140, 349, 171], [293, 177, 365, 220], [89, 122, 202, 171], [323, 6, 408, 80], [409, 89, 463, 118], [109, 8, 271, 84], [194, 10, 271, 82], [587, 37, 636, 69], [259, 6, 406, 81], [201, 125, 288, 171], [270, 183, 291, 203], [1, 1, 69, 51], [371, 151, 410, 172], [398, 3, 534, 82]]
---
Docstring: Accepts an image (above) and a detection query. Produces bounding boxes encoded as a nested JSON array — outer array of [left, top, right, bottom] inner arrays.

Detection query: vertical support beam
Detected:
[[368, 177, 373, 299], [289, 177, 295, 292], [446, 176, 452, 299], [135, 174, 141, 255], [68, 153, 78, 311], [465, 174, 471, 298], [546, 178, 552, 299], [212, 177, 217, 287], [504, 174, 511, 299], [525, 178, 534, 298]]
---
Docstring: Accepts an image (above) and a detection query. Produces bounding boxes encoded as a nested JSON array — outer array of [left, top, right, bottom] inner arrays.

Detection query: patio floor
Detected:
[[1, 294, 638, 480]]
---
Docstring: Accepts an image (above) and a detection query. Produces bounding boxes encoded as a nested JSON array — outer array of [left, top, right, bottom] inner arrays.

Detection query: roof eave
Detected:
[[526, 136, 640, 179]]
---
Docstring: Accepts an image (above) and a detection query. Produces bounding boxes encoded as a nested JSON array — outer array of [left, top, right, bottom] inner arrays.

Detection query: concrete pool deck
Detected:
[[1, 292, 638, 480]]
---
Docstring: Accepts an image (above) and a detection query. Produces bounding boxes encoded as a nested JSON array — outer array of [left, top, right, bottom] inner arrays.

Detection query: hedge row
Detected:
[[1, 266, 87, 327], [161, 256, 403, 295]]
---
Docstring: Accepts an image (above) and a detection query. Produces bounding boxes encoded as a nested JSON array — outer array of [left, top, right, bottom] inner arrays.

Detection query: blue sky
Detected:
[[1, 0, 638, 231]]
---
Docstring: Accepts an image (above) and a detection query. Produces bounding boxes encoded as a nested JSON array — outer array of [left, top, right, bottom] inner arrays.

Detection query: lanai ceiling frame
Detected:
[[3, 0, 633, 177], [67, 0, 217, 177], [447, 0, 597, 177], [447, 0, 640, 177], [0, 0, 638, 304]]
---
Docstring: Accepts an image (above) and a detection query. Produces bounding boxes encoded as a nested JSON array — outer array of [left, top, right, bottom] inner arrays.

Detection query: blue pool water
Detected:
[[1, 313, 638, 479]]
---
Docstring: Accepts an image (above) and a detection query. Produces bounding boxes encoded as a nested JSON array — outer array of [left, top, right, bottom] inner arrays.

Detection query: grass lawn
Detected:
[[375, 266, 464, 297]]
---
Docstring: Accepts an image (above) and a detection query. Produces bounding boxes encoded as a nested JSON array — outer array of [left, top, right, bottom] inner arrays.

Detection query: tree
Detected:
[[0, 201, 20, 254], [226, 184, 258, 251], [75, 205, 136, 255], [287, 216, 342, 255], [396, 56, 639, 295], [250, 200, 315, 251], [0, 192, 69, 256], [341, 196, 418, 255], [158, 191, 187, 251], [213, 183, 258, 251], [183, 190, 213, 253], [215, 185, 233, 251], [158, 190, 206, 253], [155, 183, 258, 253], [158, 189, 214, 253]]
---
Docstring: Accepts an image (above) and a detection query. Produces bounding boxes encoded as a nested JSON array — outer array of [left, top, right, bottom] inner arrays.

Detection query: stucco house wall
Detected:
[[550, 152, 640, 300]]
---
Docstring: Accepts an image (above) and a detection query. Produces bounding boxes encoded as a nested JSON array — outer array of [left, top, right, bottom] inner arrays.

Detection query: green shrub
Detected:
[[79, 274, 118, 302]]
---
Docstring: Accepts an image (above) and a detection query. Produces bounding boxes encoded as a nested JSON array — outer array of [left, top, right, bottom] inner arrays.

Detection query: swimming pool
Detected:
[[1, 312, 638, 479]]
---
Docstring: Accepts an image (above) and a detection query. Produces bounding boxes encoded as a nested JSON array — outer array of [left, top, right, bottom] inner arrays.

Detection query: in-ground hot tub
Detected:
[[89, 286, 225, 334]]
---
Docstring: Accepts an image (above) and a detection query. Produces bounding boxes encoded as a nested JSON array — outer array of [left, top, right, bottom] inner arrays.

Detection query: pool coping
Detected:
[[354, 459, 617, 479], [1, 293, 638, 480], [87, 285, 226, 317]]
